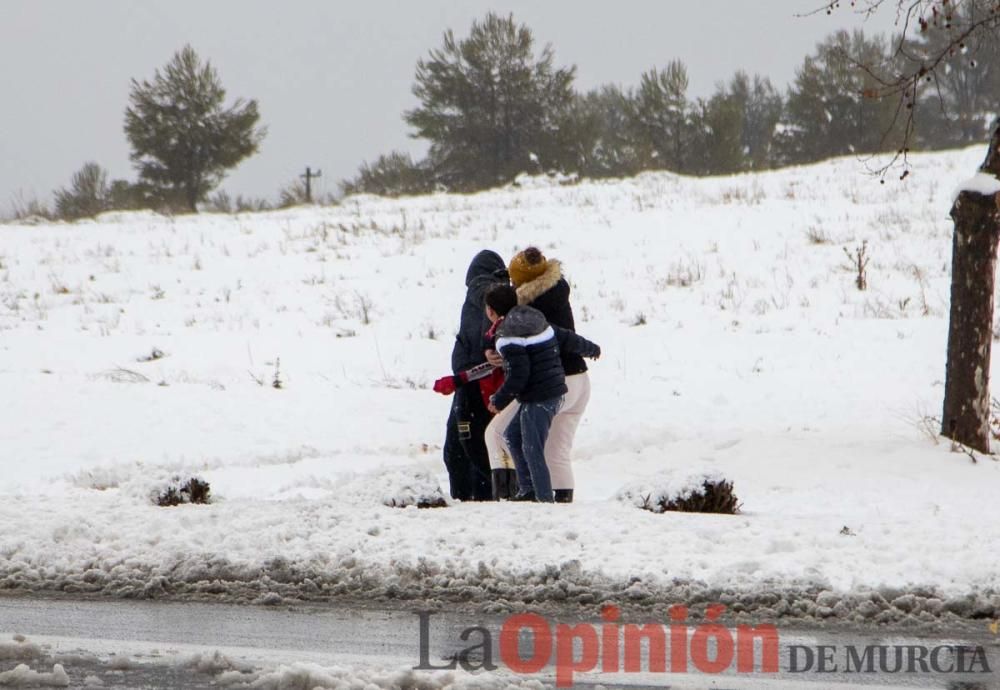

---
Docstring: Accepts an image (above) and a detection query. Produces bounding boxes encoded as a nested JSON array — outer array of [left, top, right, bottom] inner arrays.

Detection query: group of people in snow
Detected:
[[433, 247, 601, 503]]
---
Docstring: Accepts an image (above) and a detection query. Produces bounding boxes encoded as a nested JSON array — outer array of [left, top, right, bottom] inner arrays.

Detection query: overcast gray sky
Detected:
[[0, 1, 899, 208]]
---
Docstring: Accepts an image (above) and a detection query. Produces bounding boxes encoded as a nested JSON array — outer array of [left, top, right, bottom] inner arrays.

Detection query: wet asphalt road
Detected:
[[0, 595, 998, 689]]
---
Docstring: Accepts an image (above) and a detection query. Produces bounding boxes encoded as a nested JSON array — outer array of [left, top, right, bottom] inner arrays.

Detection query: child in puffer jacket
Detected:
[[484, 285, 601, 503]]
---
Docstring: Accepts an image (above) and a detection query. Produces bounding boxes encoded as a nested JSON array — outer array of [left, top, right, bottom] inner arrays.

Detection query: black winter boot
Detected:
[[554, 489, 574, 503], [503, 469, 517, 499], [510, 489, 536, 502], [491, 469, 516, 500]]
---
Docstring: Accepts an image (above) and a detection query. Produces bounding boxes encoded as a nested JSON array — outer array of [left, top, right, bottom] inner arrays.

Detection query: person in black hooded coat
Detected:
[[441, 250, 507, 500]]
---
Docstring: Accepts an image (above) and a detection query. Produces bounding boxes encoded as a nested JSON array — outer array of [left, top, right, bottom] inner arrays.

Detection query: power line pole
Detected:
[[301, 166, 322, 203]]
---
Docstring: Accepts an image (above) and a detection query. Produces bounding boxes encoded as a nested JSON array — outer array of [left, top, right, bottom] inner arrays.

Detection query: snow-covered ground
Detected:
[[1, 148, 998, 623]]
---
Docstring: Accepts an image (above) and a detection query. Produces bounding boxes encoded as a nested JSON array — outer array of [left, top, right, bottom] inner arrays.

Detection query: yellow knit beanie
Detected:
[[508, 247, 547, 287]]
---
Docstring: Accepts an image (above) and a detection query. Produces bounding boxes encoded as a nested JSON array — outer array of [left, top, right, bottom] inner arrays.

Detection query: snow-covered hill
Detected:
[[1, 148, 997, 623]]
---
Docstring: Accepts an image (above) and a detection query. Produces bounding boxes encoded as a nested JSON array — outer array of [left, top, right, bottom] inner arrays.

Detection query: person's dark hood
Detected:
[[465, 250, 507, 288], [497, 305, 550, 339]]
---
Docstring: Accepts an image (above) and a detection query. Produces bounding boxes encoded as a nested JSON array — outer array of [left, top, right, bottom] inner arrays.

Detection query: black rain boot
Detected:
[[554, 489, 574, 504], [491, 469, 511, 501], [503, 469, 517, 499]]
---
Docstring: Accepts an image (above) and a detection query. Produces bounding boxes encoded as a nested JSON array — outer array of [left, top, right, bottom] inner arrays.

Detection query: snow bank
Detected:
[[244, 664, 530, 690], [0, 663, 69, 687], [0, 638, 43, 663]]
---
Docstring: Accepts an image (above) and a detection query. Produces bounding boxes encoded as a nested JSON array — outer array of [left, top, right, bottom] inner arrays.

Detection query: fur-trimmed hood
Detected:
[[516, 259, 562, 305]]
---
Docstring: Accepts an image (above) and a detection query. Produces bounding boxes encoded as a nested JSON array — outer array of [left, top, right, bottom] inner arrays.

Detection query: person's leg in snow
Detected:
[[545, 371, 591, 503], [504, 396, 562, 503], [442, 400, 471, 500], [455, 384, 493, 501], [485, 400, 518, 500]]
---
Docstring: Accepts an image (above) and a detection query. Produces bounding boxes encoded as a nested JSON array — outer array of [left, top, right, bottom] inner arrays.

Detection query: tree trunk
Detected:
[[941, 123, 1000, 453]]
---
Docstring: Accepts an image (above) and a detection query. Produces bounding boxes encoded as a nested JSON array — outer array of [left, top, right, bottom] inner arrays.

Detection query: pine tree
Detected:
[[562, 86, 645, 179], [728, 72, 784, 170], [780, 30, 899, 165], [627, 61, 695, 172], [691, 86, 745, 175], [124, 45, 266, 212], [405, 13, 576, 191]]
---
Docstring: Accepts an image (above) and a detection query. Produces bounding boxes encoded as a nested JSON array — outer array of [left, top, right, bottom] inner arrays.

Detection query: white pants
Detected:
[[485, 401, 518, 470], [485, 371, 591, 490]]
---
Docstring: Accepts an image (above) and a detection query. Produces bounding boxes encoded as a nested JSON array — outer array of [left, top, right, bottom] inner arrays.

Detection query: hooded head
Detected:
[[465, 250, 507, 288]]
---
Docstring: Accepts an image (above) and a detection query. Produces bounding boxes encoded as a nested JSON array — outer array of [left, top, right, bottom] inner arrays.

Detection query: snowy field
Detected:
[[1, 147, 998, 624]]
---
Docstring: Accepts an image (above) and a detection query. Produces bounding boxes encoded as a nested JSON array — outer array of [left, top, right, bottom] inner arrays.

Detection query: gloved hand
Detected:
[[432, 375, 457, 395]]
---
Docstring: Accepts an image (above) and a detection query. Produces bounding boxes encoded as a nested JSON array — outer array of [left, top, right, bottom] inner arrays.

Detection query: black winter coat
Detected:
[[451, 250, 508, 377], [515, 259, 587, 376], [491, 306, 601, 411]]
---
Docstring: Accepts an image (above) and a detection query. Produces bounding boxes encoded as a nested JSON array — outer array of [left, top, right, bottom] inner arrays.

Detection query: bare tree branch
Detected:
[[815, 0, 1000, 177]]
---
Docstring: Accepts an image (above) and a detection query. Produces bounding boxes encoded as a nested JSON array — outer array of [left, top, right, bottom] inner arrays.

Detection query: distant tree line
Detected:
[[19, 7, 1000, 221], [342, 10, 1000, 197]]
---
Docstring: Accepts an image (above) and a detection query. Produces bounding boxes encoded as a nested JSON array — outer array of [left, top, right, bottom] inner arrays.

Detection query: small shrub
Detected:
[[7, 191, 53, 223], [54, 162, 111, 220], [843, 240, 870, 291], [660, 259, 704, 289], [248, 357, 284, 388], [335, 292, 375, 325], [205, 190, 234, 213], [806, 225, 831, 245], [137, 347, 165, 363], [915, 411, 941, 445], [386, 495, 447, 509], [618, 471, 740, 515], [356, 292, 373, 325], [278, 178, 309, 208], [381, 470, 448, 509], [234, 195, 273, 213], [272, 358, 283, 389], [643, 479, 739, 514], [156, 477, 211, 506]]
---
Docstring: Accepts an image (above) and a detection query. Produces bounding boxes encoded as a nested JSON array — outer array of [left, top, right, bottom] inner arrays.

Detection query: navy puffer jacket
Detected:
[[491, 306, 601, 411]]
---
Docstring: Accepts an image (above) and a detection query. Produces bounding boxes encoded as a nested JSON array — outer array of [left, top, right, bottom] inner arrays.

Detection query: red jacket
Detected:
[[478, 318, 505, 409]]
